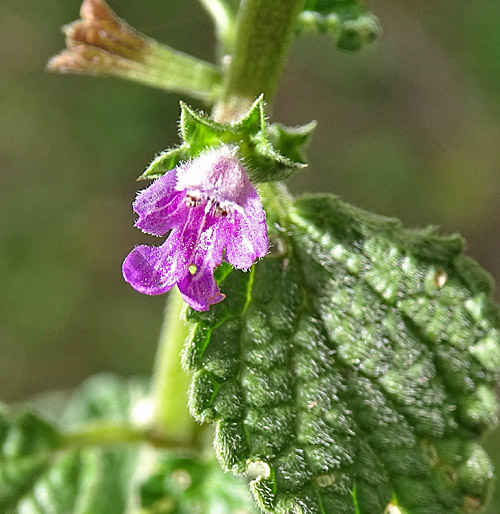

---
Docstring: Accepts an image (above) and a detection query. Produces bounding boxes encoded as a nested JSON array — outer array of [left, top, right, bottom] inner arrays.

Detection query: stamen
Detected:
[[188, 264, 198, 276], [212, 201, 229, 217], [185, 194, 201, 207]]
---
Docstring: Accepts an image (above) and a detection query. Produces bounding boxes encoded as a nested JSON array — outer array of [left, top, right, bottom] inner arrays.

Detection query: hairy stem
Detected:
[[150, 289, 198, 447], [62, 421, 194, 451], [215, 0, 306, 121]]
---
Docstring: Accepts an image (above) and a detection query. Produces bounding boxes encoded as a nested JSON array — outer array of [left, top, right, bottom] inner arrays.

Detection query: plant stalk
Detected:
[[215, 0, 306, 121], [198, 0, 238, 57], [129, 44, 222, 101], [48, 0, 221, 101], [150, 289, 198, 447]]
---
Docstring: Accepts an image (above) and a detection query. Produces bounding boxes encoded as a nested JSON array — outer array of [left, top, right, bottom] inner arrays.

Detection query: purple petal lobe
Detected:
[[177, 268, 225, 311], [177, 222, 226, 310], [224, 188, 268, 269], [122, 244, 177, 295], [122, 209, 204, 295], [133, 169, 185, 236]]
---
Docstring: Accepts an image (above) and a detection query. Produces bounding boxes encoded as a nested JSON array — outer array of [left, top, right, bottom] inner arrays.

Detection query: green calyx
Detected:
[[140, 96, 316, 184]]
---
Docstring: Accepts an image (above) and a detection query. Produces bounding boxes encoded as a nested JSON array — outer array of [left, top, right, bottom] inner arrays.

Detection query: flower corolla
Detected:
[[123, 145, 268, 310]]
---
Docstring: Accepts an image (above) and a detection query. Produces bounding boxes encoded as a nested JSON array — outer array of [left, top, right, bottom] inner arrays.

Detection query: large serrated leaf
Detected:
[[140, 97, 313, 183], [184, 191, 500, 513]]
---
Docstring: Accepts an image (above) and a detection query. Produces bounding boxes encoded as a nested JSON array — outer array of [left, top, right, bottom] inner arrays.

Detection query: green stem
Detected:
[[62, 421, 193, 451], [148, 0, 304, 453], [63, 422, 154, 448], [215, 0, 306, 121], [150, 289, 198, 447], [128, 44, 222, 101], [198, 0, 239, 57], [259, 182, 294, 220]]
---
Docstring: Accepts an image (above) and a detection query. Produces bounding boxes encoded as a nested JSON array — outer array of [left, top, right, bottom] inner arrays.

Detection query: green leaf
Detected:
[[140, 97, 314, 183], [298, 0, 381, 51], [60, 373, 148, 427], [184, 189, 500, 513], [0, 408, 62, 512], [3, 375, 257, 514], [140, 453, 257, 513], [0, 375, 146, 514]]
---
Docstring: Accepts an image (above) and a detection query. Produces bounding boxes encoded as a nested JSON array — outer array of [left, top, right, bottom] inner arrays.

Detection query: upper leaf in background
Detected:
[[298, 0, 381, 51], [141, 97, 315, 184], [185, 190, 500, 513]]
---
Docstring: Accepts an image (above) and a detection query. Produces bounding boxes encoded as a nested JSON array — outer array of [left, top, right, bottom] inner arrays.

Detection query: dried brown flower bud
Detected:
[[47, 0, 221, 99], [48, 0, 149, 75]]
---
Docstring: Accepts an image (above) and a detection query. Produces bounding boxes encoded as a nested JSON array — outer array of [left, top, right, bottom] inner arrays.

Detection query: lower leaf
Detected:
[[140, 453, 256, 513], [1, 375, 257, 514], [0, 375, 145, 514]]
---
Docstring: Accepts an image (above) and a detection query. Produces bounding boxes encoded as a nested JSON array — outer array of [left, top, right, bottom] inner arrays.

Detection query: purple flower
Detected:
[[122, 145, 268, 311]]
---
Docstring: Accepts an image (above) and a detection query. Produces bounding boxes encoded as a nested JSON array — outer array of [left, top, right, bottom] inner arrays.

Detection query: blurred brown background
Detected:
[[1, 0, 500, 510]]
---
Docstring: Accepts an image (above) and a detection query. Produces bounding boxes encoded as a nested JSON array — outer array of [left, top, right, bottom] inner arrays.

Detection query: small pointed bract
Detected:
[[123, 145, 268, 311]]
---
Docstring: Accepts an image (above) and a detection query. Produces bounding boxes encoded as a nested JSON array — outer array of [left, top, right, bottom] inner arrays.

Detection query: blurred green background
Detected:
[[1, 0, 500, 510]]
